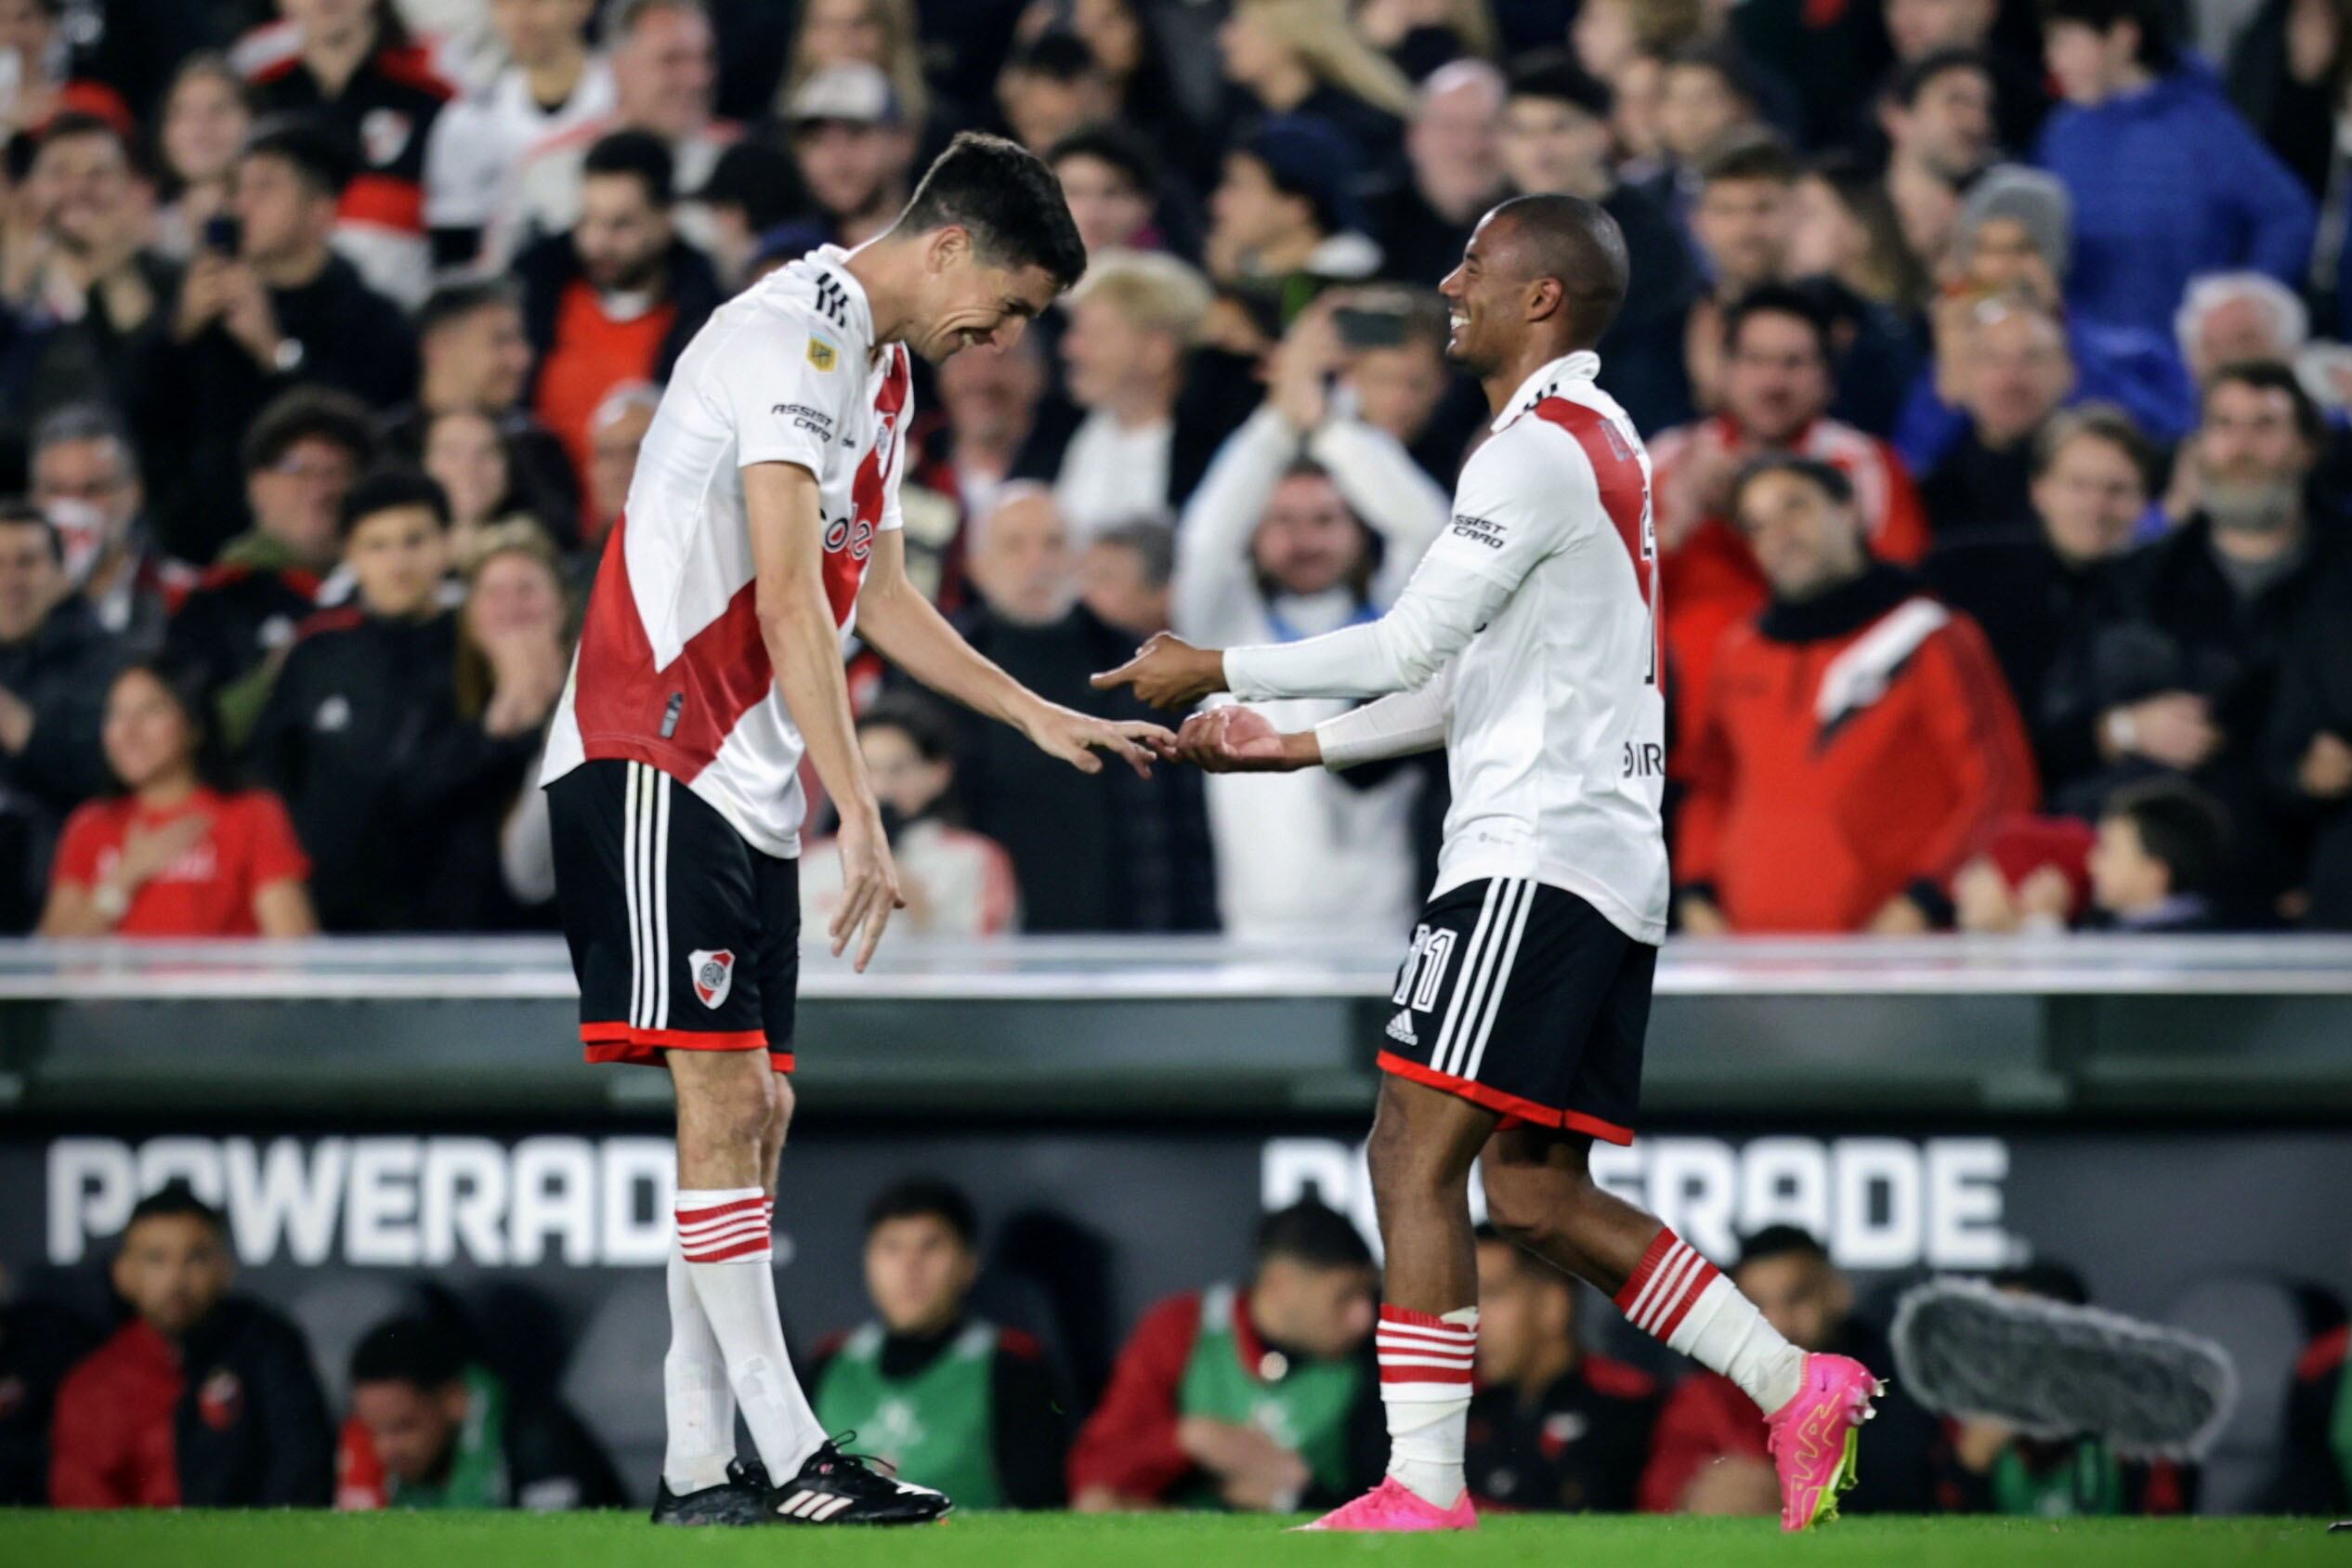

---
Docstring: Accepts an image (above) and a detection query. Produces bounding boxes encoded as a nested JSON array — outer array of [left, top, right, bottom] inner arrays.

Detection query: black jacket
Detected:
[[0, 596, 124, 930], [515, 233, 724, 403], [2040, 516, 2344, 912], [1920, 425, 2038, 545], [132, 254, 419, 563], [1466, 1357, 1660, 1512], [171, 1298, 333, 1509], [1598, 180, 1703, 438], [0, 1299, 97, 1506], [1926, 529, 2103, 778], [250, 608, 541, 932], [2263, 546, 2352, 927], [939, 602, 1216, 933]]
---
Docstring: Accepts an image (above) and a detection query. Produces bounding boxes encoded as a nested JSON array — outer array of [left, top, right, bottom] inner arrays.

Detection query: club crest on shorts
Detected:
[[689, 949, 736, 1010]]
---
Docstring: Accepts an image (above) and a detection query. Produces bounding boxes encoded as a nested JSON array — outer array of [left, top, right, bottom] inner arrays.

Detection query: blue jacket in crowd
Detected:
[[2035, 67, 2316, 338]]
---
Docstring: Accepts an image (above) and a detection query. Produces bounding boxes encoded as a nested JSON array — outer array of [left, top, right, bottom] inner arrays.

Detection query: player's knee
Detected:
[[1481, 1164, 1584, 1249], [677, 1058, 775, 1152]]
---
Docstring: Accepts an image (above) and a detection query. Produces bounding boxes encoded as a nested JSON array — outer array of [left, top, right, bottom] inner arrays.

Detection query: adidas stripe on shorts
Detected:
[[547, 757, 801, 1071], [1376, 878, 1656, 1143]]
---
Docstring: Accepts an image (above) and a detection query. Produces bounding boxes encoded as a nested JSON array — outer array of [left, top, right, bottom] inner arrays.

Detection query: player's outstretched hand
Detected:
[[1175, 706, 1313, 773], [1090, 632, 1228, 710], [1022, 701, 1175, 777], [831, 809, 905, 973]]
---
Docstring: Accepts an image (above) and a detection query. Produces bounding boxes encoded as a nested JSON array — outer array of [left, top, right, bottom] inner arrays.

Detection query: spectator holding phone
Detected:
[[150, 56, 253, 265], [39, 659, 315, 938]]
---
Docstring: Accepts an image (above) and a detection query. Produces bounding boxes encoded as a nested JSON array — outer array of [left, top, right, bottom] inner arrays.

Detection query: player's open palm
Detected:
[[830, 810, 904, 973], [1178, 705, 1302, 773], [1022, 700, 1174, 777]]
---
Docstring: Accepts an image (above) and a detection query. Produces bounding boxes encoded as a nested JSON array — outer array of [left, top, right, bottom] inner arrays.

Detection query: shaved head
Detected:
[[1484, 193, 1628, 346]]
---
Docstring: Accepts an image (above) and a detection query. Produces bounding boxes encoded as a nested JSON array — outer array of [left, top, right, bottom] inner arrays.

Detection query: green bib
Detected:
[[2330, 1341, 2352, 1505], [1175, 1284, 1362, 1506], [1988, 1438, 2126, 1517], [388, 1366, 508, 1509], [814, 1321, 1004, 1509]]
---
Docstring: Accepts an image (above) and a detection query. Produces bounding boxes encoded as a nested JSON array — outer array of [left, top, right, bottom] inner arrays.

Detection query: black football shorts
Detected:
[[1376, 877, 1656, 1143], [547, 758, 800, 1071]]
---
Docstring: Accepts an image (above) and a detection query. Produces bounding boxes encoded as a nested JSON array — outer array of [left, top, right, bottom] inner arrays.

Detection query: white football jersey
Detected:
[[423, 59, 618, 239], [541, 245, 910, 857], [1431, 352, 1668, 944]]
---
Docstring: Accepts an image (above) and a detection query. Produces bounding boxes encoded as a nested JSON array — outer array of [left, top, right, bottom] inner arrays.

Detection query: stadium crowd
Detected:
[[9, 1176, 2346, 1515], [0, 0, 2343, 941]]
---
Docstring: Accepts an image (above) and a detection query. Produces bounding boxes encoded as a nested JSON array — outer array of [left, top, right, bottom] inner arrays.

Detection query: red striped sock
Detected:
[[1614, 1228, 1723, 1346], [1376, 1304, 1477, 1392], [676, 1189, 773, 1264]]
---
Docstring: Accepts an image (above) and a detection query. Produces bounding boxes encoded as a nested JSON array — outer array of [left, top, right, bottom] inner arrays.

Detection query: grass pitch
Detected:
[[0, 1510, 2338, 1568]]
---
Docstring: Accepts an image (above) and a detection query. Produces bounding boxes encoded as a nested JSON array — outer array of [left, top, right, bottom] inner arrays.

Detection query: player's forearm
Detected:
[[1225, 560, 1496, 701], [762, 583, 879, 821], [1312, 675, 1451, 769], [857, 581, 1040, 729]]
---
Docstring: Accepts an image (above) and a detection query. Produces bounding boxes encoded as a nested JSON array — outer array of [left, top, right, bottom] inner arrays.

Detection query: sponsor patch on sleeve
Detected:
[[1449, 513, 1506, 549]]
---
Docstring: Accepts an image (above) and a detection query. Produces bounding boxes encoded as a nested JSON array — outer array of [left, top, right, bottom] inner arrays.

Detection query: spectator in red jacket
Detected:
[[1639, 1227, 1937, 1515], [40, 659, 316, 938], [1068, 1199, 1383, 1513], [1677, 456, 2036, 934], [1649, 285, 1932, 779], [50, 1182, 332, 1509], [1466, 1225, 1658, 1512]]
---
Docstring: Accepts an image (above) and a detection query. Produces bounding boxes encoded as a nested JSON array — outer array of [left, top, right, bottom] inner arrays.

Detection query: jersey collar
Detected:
[[791, 243, 880, 356], [1492, 349, 1602, 432]]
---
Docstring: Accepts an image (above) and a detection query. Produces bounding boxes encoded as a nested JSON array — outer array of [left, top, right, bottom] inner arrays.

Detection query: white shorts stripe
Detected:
[[1429, 880, 1503, 1077], [1442, 879, 1525, 1078], [622, 763, 643, 1029], [651, 770, 673, 1029], [635, 763, 659, 1030], [1462, 881, 1536, 1083]]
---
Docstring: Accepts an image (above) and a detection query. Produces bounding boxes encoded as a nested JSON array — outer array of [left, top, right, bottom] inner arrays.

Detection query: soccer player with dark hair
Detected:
[[50, 1183, 332, 1509], [807, 1179, 1070, 1509], [542, 130, 1162, 1528], [1099, 193, 1881, 1534], [1068, 1199, 1383, 1513]]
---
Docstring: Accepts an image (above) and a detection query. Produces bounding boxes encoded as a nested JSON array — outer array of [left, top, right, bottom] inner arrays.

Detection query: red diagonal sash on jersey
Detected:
[[1534, 396, 1663, 691]]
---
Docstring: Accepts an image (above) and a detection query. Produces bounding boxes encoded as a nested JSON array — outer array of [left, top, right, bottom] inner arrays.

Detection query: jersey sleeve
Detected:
[[707, 309, 855, 475], [242, 791, 312, 887], [1423, 425, 1587, 592], [49, 804, 105, 887]]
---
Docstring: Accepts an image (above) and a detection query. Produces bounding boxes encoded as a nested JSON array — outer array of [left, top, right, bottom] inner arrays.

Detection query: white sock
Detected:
[[1377, 1304, 1476, 1508], [661, 1236, 737, 1493], [1614, 1229, 1806, 1415], [676, 1187, 828, 1480]]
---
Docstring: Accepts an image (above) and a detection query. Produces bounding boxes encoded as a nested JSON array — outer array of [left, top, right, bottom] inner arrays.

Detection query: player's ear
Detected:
[[1525, 276, 1564, 324], [927, 224, 973, 275]]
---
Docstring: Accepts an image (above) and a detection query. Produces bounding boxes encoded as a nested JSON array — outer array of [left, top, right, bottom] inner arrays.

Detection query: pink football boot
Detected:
[[1765, 1353, 1883, 1532], [1294, 1477, 1478, 1533]]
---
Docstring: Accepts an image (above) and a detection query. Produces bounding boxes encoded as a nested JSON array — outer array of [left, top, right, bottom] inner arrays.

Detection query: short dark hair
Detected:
[[1046, 123, 1157, 198], [0, 500, 63, 563], [1664, 41, 1764, 106], [32, 400, 137, 466], [242, 113, 358, 200], [863, 1176, 979, 1246], [349, 1315, 468, 1392], [1697, 126, 1799, 189], [1723, 281, 1832, 359], [1735, 1225, 1830, 1269], [1508, 50, 1614, 120], [34, 110, 128, 162], [583, 128, 674, 208], [2205, 359, 2326, 446], [124, 1180, 229, 1240], [242, 386, 378, 476], [855, 695, 957, 764], [2032, 402, 2154, 487], [896, 131, 1088, 294], [1255, 1198, 1374, 1272], [338, 466, 451, 540], [2039, 0, 2175, 70], [1488, 191, 1629, 346], [1091, 517, 1176, 590], [1005, 28, 1101, 84], [2103, 778, 2230, 899], [1890, 46, 1994, 108], [417, 277, 524, 341], [1731, 453, 1855, 518]]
